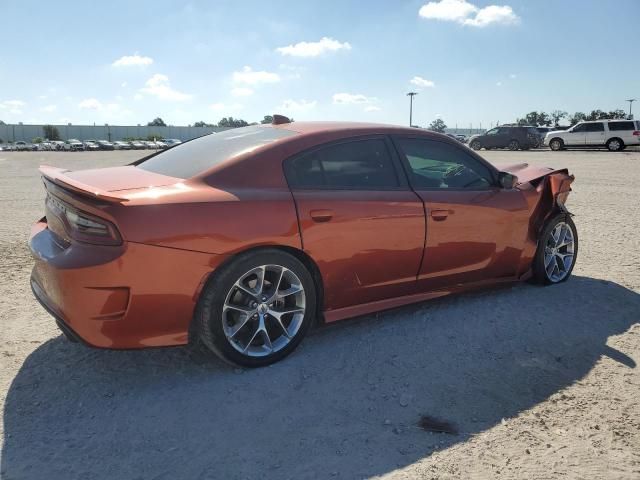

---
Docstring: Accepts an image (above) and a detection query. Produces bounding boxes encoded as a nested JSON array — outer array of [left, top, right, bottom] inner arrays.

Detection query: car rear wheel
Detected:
[[549, 138, 564, 151], [532, 214, 578, 285], [470, 140, 481, 150], [195, 249, 316, 367], [508, 140, 520, 151], [606, 138, 623, 152]]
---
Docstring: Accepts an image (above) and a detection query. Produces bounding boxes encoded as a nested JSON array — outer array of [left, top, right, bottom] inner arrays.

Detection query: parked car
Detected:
[[51, 141, 66, 151], [113, 141, 132, 150], [129, 141, 146, 150], [83, 140, 100, 151], [545, 120, 640, 152], [164, 138, 182, 147], [454, 134, 467, 143], [143, 141, 159, 149], [155, 140, 168, 149], [30, 120, 577, 367], [65, 139, 85, 151], [15, 141, 31, 151], [468, 126, 539, 151], [445, 133, 465, 143], [96, 140, 115, 150]]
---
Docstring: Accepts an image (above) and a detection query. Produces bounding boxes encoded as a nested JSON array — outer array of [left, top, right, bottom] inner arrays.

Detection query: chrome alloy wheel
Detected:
[[222, 265, 306, 357], [544, 222, 575, 282]]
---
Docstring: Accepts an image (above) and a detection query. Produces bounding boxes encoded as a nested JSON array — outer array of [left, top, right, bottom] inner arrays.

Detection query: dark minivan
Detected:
[[468, 126, 539, 151]]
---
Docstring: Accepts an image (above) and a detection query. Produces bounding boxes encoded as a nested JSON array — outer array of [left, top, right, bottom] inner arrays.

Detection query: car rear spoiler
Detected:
[[39, 165, 130, 203]]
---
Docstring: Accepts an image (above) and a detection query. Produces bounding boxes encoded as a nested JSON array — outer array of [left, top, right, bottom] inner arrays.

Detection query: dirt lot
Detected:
[[1, 148, 639, 480]]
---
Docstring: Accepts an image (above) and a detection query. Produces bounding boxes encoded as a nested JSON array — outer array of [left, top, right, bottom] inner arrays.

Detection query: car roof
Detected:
[[273, 121, 430, 136]]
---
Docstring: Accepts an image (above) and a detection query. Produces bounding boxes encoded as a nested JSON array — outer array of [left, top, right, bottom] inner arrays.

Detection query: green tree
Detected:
[[550, 110, 568, 126], [147, 117, 167, 127], [260, 115, 273, 124], [428, 118, 447, 133], [43, 125, 61, 140], [146, 134, 164, 141], [32, 137, 43, 144], [568, 112, 586, 125], [193, 121, 214, 127], [217, 117, 249, 128]]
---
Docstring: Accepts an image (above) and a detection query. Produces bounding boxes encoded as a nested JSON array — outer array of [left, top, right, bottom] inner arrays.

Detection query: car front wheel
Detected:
[[549, 138, 564, 151], [532, 214, 578, 285], [508, 140, 520, 150], [470, 140, 481, 150], [195, 249, 317, 367]]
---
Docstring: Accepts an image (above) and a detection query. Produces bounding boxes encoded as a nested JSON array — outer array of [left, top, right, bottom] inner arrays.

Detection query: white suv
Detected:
[[545, 120, 640, 152]]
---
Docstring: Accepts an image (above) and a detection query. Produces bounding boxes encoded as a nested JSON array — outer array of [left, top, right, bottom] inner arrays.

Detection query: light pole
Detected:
[[626, 99, 636, 119], [406, 92, 418, 126]]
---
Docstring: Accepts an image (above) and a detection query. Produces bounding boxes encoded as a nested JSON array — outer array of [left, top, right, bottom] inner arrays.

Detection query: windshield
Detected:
[[137, 125, 298, 179]]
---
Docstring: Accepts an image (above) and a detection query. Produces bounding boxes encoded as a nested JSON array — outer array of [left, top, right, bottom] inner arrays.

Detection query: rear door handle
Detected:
[[430, 209, 450, 221], [310, 209, 334, 222]]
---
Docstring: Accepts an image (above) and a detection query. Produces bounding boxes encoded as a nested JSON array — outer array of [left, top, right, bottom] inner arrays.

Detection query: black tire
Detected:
[[606, 137, 624, 152], [549, 138, 564, 151], [508, 139, 520, 151], [470, 140, 482, 150], [195, 249, 317, 368], [531, 213, 578, 285]]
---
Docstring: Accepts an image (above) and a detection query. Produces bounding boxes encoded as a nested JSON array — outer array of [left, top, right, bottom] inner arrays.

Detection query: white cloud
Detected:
[[364, 106, 381, 112], [231, 87, 254, 97], [133, 93, 143, 101], [112, 54, 154, 67], [410, 76, 435, 88], [276, 37, 351, 57], [139, 74, 192, 101], [78, 98, 102, 110], [121, 82, 128, 88], [509, 73, 517, 79], [41, 105, 57, 113], [232, 66, 280, 85], [332, 93, 377, 105], [210, 102, 243, 113], [0, 100, 26, 114], [419, 0, 519, 27], [496, 81, 502, 86], [277, 99, 317, 112]]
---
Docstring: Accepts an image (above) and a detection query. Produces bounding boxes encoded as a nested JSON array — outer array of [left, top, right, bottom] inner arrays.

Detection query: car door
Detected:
[[284, 136, 425, 311], [483, 127, 503, 148], [392, 136, 530, 291], [565, 123, 586, 145], [584, 122, 605, 145]]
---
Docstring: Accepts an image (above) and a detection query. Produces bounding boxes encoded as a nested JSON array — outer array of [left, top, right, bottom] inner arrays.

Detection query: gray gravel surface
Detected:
[[1, 149, 639, 479]]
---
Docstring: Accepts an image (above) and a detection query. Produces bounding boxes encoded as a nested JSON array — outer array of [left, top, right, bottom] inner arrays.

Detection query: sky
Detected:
[[0, 0, 638, 128]]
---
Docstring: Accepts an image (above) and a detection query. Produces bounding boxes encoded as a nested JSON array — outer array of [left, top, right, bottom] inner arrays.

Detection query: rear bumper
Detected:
[[29, 218, 228, 349]]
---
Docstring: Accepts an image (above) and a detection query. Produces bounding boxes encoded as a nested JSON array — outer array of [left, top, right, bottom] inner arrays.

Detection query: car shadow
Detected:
[[2, 276, 638, 479]]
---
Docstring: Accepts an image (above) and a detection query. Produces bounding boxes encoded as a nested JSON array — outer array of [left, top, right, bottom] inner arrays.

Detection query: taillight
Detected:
[[633, 131, 640, 136], [46, 194, 122, 246]]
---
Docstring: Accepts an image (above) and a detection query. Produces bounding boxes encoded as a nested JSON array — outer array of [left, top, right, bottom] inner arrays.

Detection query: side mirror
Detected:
[[498, 172, 518, 189]]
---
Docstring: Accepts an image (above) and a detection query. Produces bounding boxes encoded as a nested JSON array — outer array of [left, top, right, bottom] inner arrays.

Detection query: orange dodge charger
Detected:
[[29, 117, 577, 367]]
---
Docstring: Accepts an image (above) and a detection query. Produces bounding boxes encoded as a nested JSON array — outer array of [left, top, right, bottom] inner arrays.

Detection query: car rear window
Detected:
[[608, 121, 635, 131], [137, 126, 298, 178], [285, 138, 400, 190]]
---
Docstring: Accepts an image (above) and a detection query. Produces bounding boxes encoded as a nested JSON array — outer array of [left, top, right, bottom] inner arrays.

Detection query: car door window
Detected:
[[571, 124, 587, 133], [486, 128, 499, 135], [584, 123, 604, 132], [285, 138, 401, 190], [395, 138, 494, 189]]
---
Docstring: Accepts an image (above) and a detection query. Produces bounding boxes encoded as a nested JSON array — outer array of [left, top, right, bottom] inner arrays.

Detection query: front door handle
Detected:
[[310, 209, 334, 223], [430, 209, 450, 221]]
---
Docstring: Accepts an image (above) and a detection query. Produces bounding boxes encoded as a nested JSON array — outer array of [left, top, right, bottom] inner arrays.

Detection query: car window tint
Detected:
[[486, 128, 499, 135], [396, 138, 493, 190], [286, 138, 400, 189], [137, 125, 298, 178], [584, 123, 604, 132], [571, 124, 586, 133], [608, 121, 635, 131]]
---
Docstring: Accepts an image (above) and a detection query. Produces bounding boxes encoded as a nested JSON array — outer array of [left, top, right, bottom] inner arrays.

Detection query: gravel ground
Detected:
[[1, 148, 639, 480]]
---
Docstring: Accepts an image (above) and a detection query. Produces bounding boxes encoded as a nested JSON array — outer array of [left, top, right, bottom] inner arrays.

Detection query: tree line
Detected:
[[515, 109, 629, 127], [149, 115, 290, 129]]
